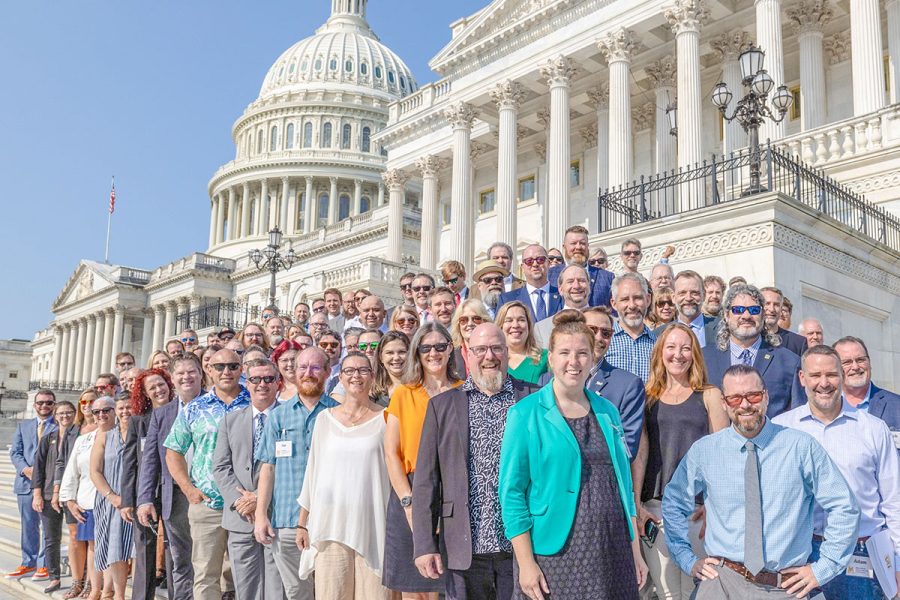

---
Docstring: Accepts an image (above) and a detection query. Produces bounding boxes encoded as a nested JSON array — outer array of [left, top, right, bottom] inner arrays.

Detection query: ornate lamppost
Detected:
[[711, 45, 793, 194], [248, 227, 298, 310]]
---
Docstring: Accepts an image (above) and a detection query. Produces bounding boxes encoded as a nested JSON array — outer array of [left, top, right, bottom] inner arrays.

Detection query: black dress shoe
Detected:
[[221, 593, 235, 600], [44, 580, 61, 594]]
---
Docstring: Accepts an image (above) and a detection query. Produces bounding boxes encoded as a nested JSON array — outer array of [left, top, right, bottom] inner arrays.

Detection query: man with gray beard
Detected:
[[606, 272, 656, 382], [412, 324, 539, 599], [471, 260, 509, 319]]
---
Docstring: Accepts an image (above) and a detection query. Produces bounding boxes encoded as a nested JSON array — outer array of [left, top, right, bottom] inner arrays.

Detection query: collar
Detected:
[[729, 336, 762, 356], [685, 312, 706, 330], [613, 320, 652, 339], [525, 282, 550, 295], [206, 385, 250, 406], [842, 382, 874, 408], [252, 401, 277, 418], [729, 417, 777, 450], [287, 393, 335, 411], [801, 399, 860, 424], [504, 273, 513, 283]]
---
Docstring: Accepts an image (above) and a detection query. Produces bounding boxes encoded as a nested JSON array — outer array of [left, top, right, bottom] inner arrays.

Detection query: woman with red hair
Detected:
[[271, 339, 302, 400]]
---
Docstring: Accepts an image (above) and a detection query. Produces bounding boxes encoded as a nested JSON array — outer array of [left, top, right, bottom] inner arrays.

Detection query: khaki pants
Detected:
[[187, 503, 229, 600], [640, 499, 704, 600], [272, 528, 314, 600], [314, 541, 390, 600]]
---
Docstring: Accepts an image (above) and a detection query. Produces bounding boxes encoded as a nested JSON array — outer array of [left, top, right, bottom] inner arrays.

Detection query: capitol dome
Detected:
[[258, 0, 418, 102]]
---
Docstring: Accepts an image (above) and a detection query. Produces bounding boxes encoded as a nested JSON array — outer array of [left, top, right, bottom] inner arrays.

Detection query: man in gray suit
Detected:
[[213, 359, 282, 600], [413, 324, 539, 599]]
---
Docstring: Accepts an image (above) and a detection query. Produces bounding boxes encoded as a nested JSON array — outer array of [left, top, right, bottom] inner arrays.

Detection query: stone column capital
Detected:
[[586, 84, 610, 109], [786, 0, 833, 35], [490, 80, 526, 110], [710, 29, 755, 61], [540, 55, 577, 86], [415, 155, 448, 178], [824, 31, 851, 64], [444, 102, 479, 130], [665, 0, 710, 35], [329, 176, 338, 185], [598, 29, 640, 64], [469, 141, 490, 161], [646, 56, 678, 88], [580, 125, 598, 148], [535, 142, 547, 162], [381, 169, 410, 191], [305, 175, 314, 184], [536, 107, 551, 129], [632, 102, 656, 131]]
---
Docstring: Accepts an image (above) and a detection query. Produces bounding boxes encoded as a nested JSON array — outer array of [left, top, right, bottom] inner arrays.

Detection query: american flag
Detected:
[[109, 179, 116, 214]]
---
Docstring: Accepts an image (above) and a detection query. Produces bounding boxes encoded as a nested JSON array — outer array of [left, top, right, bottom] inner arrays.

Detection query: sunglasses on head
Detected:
[[247, 375, 277, 384], [522, 256, 548, 266], [92, 407, 114, 416], [730, 305, 762, 315], [419, 342, 450, 354], [723, 390, 766, 408], [211, 362, 241, 372]]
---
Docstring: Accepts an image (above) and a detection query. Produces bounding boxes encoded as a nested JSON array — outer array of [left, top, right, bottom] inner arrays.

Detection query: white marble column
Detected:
[[304, 176, 315, 233], [416, 155, 446, 271], [110, 306, 125, 372], [541, 56, 576, 251], [788, 2, 832, 130], [91, 312, 104, 380], [711, 31, 752, 156], [214, 195, 226, 246], [224, 188, 235, 241], [755, 0, 787, 140], [850, 0, 886, 115], [163, 302, 176, 344], [888, 0, 900, 104], [444, 102, 478, 276], [383, 169, 410, 263], [491, 80, 526, 249], [327, 177, 339, 225], [280, 177, 290, 231], [151, 305, 165, 351], [241, 182, 251, 238], [259, 179, 270, 235], [208, 196, 219, 249], [599, 31, 637, 189], [377, 182, 385, 206], [140, 310, 154, 367], [59, 325, 72, 385], [99, 310, 113, 376], [587, 85, 610, 193], [646, 56, 678, 175], [666, 0, 709, 171], [73, 319, 87, 386], [50, 327, 63, 385], [353, 179, 363, 216], [81, 317, 96, 384]]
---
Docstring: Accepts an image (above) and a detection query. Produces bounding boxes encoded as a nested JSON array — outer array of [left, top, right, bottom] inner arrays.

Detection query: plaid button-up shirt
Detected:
[[605, 321, 656, 383]]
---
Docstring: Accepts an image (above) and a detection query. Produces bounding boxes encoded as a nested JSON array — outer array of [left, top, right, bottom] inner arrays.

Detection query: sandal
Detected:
[[63, 579, 84, 599], [79, 580, 92, 598]]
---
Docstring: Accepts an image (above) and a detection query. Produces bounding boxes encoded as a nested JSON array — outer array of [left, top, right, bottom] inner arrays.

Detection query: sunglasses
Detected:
[[458, 315, 483, 326], [396, 317, 418, 326], [588, 259, 608, 267], [211, 362, 241, 372], [312, 306, 326, 313], [522, 256, 548, 266], [319, 342, 340, 350], [723, 390, 766, 408], [622, 250, 642, 257], [218, 333, 235, 341], [480, 275, 504, 285], [247, 375, 277, 384], [656, 300, 675, 308], [358, 342, 380, 351], [91, 407, 114, 416], [730, 305, 762, 315], [547, 256, 563, 263], [181, 337, 197, 343], [411, 285, 432, 293], [587, 325, 614, 338], [419, 342, 450, 354], [341, 366, 373, 377], [442, 277, 459, 285], [35, 400, 55, 407]]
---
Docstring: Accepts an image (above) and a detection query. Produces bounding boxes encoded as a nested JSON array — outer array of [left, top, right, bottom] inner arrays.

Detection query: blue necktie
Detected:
[[534, 289, 547, 321], [253, 412, 266, 455], [740, 349, 753, 366]]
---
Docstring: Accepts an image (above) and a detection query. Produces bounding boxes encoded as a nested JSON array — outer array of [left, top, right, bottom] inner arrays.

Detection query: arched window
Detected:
[[317, 193, 329, 227], [361, 126, 371, 152], [388, 71, 395, 84], [374, 65, 383, 79], [322, 122, 332, 148], [329, 57, 338, 71], [303, 122, 313, 148], [360, 195, 371, 213], [285, 123, 294, 149], [314, 57, 323, 72], [341, 124, 352, 149], [345, 59, 353, 73], [270, 125, 278, 151], [289, 62, 296, 74], [360, 62, 368, 76], [339, 194, 351, 221], [400, 76, 406, 90], [257, 130, 264, 154]]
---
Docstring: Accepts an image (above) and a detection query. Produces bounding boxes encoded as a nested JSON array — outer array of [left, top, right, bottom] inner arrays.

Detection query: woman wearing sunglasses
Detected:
[[646, 287, 677, 330], [390, 304, 420, 340], [632, 323, 728, 599], [60, 396, 116, 600], [89, 395, 133, 600], [271, 339, 303, 401], [383, 324, 462, 599], [496, 301, 548, 385], [449, 298, 491, 377], [372, 331, 409, 407]]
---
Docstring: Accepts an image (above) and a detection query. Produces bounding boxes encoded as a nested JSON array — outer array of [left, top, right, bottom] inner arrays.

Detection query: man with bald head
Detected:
[[413, 324, 539, 599], [254, 347, 336, 600], [358, 295, 387, 332], [797, 318, 824, 347], [165, 349, 250, 600]]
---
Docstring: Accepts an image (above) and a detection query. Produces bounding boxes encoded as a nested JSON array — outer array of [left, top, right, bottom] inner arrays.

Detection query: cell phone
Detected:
[[641, 519, 660, 548]]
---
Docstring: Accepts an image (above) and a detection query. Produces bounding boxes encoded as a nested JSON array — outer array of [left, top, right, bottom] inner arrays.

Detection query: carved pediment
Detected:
[[53, 261, 115, 310]]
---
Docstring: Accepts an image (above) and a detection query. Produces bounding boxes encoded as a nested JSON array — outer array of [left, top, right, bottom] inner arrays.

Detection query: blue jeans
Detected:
[[809, 538, 887, 600]]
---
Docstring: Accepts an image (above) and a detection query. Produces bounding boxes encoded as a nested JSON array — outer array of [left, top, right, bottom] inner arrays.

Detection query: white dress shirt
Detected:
[[684, 312, 707, 348], [59, 431, 99, 510], [525, 282, 551, 318], [503, 273, 514, 292]]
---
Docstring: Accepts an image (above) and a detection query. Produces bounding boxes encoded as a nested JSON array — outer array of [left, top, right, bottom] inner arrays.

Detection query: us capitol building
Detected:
[[27, 0, 900, 399]]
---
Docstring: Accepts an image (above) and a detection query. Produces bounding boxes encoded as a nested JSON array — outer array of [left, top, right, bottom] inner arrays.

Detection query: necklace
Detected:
[[340, 404, 368, 425]]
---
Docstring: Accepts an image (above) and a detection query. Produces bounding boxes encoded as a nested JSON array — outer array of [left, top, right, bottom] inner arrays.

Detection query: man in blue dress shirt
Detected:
[[663, 364, 859, 599], [774, 345, 900, 599]]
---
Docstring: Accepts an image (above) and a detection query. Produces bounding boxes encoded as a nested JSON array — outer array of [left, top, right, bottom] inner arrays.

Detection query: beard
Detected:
[[730, 321, 762, 341], [621, 312, 644, 329], [298, 377, 325, 397], [269, 335, 284, 346], [704, 303, 721, 316], [482, 290, 501, 309], [471, 370, 505, 395], [731, 410, 765, 436], [679, 302, 700, 320]]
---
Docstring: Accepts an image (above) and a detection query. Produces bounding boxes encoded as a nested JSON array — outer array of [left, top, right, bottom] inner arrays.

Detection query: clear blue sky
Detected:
[[0, 0, 487, 340]]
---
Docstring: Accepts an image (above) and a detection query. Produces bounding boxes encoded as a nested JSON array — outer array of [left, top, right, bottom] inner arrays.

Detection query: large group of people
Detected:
[[8, 225, 900, 600]]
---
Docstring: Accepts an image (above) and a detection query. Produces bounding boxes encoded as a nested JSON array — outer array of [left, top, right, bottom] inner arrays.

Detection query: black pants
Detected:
[[446, 552, 514, 600], [39, 505, 64, 580]]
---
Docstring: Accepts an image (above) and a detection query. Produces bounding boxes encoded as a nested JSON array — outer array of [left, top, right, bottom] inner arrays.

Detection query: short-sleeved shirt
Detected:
[[163, 386, 250, 510], [385, 382, 461, 474], [255, 394, 337, 529]]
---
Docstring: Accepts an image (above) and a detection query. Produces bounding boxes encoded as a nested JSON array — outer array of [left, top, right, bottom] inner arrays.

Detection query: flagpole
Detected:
[[105, 176, 115, 264]]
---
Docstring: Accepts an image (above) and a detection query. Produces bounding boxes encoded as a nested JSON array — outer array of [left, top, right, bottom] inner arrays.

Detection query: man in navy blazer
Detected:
[[546, 225, 615, 308], [834, 336, 900, 448], [702, 284, 804, 416], [761, 287, 808, 356], [8, 390, 57, 578], [498, 243, 562, 322]]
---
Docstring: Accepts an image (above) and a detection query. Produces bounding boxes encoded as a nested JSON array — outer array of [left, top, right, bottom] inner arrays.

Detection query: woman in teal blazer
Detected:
[[499, 311, 647, 600]]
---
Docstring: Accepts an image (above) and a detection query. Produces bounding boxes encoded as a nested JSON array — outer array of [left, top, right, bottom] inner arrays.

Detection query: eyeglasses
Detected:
[[723, 390, 766, 408], [277, 357, 295, 366], [458, 315, 483, 326], [442, 277, 459, 285], [730, 305, 762, 316], [319, 342, 340, 350], [35, 400, 55, 407], [587, 325, 614, 338], [91, 407, 114, 416], [419, 342, 450, 354], [244, 332, 263, 339], [354, 296, 366, 303], [840, 356, 870, 367], [95, 384, 115, 391], [55, 411, 76, 418], [358, 342, 380, 351], [341, 366, 373, 377], [181, 337, 197, 343], [480, 275, 503, 285], [656, 300, 675, 308], [522, 256, 548, 266], [247, 375, 278, 384], [622, 250, 642, 257], [400, 283, 413, 291], [588, 258, 608, 267], [218, 333, 235, 341], [312, 306, 326, 313], [547, 256, 563, 264], [396, 317, 418, 326], [211, 362, 241, 372], [469, 344, 506, 357], [297, 364, 324, 374], [411, 285, 432, 293]]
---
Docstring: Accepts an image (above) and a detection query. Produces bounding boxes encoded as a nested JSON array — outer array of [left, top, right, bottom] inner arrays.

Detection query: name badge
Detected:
[[890, 430, 900, 450], [846, 555, 873, 578], [275, 440, 293, 458]]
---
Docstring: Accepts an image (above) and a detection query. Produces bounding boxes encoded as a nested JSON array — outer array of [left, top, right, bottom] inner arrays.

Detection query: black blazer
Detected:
[[32, 426, 78, 497], [121, 413, 152, 509], [137, 400, 181, 519], [412, 377, 539, 570], [53, 426, 81, 487], [777, 327, 809, 357]]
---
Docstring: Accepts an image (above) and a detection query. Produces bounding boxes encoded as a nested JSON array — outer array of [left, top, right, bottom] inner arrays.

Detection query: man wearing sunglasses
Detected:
[[7, 390, 58, 580], [213, 359, 284, 600], [410, 273, 436, 324], [165, 349, 250, 600], [255, 348, 336, 600], [440, 260, 469, 304], [94, 373, 120, 398], [664, 364, 858, 600], [315, 330, 343, 394], [114, 352, 136, 375], [179, 329, 200, 353], [499, 244, 562, 323], [702, 284, 804, 417], [471, 260, 508, 319]]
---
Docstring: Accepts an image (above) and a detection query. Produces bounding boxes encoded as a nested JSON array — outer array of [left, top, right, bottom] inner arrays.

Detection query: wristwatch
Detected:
[[400, 495, 413, 508]]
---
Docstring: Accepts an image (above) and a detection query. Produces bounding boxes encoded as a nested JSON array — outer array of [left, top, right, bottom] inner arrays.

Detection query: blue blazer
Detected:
[[587, 360, 646, 460], [10, 417, 57, 495], [702, 341, 804, 417], [868, 384, 900, 439], [498, 285, 562, 322], [548, 264, 614, 308], [499, 383, 636, 556]]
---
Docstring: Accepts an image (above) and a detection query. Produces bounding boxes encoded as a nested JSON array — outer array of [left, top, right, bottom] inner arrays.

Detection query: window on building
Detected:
[[270, 125, 278, 152], [345, 59, 353, 73], [301, 58, 309, 72], [519, 176, 536, 202], [257, 130, 264, 154], [405, 192, 419, 207], [360, 62, 368, 76], [388, 71, 396, 84], [400, 76, 407, 90], [286, 123, 294, 149], [442, 202, 451, 226], [329, 57, 338, 71], [297, 192, 305, 230], [341, 124, 352, 149], [361, 127, 371, 152], [339, 194, 351, 220], [360, 195, 371, 213], [289, 62, 296, 74], [303, 122, 313, 148], [479, 189, 496, 214], [374, 65, 383, 79], [8, 371, 17, 379], [790, 85, 801, 121], [318, 193, 329, 227], [570, 160, 581, 187], [314, 57, 323, 72], [322, 122, 332, 148]]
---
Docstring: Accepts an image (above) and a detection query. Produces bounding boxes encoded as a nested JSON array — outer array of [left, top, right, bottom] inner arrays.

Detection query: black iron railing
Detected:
[[175, 299, 261, 332], [598, 144, 900, 252]]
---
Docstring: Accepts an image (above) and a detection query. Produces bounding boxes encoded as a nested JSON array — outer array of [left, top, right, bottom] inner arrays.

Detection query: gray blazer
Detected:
[[212, 405, 263, 534]]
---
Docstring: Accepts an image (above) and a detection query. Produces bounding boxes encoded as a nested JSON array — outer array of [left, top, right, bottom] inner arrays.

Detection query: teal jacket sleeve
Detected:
[[499, 403, 533, 541]]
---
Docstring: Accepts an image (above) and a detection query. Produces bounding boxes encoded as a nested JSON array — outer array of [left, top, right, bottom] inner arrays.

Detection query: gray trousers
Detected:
[[271, 528, 314, 600], [166, 488, 194, 600], [696, 565, 820, 599], [227, 530, 282, 600]]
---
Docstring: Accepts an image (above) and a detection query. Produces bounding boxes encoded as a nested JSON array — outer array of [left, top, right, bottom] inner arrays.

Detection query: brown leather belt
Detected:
[[813, 534, 869, 543], [712, 557, 781, 587]]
